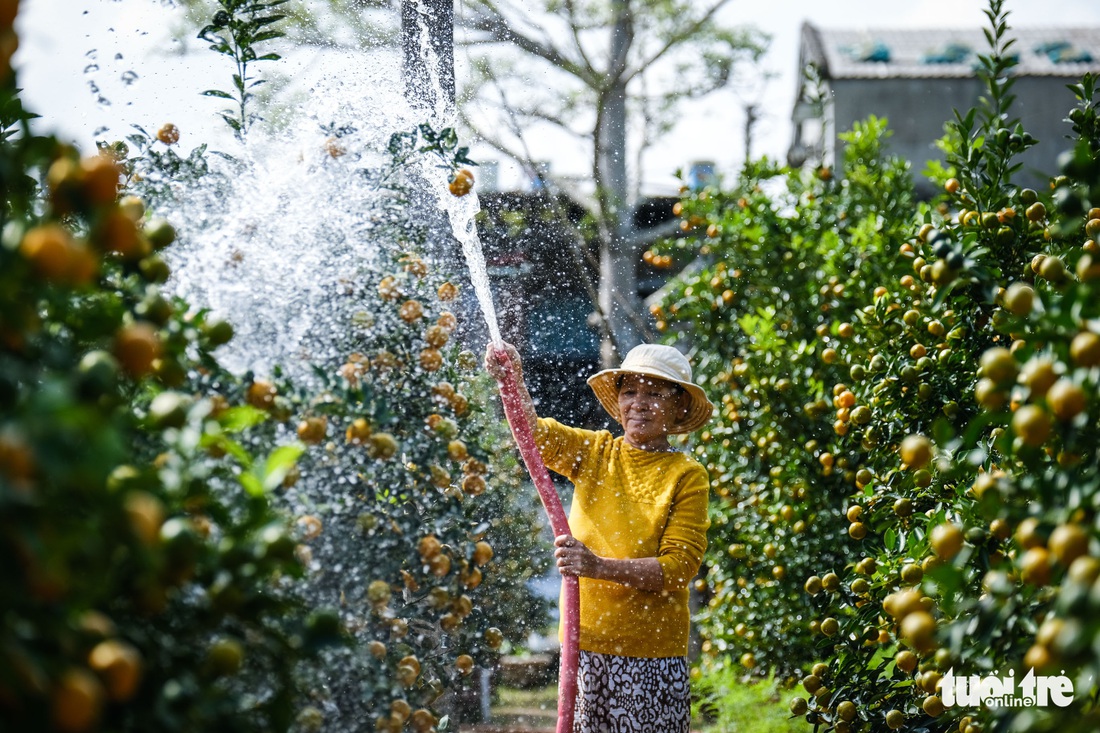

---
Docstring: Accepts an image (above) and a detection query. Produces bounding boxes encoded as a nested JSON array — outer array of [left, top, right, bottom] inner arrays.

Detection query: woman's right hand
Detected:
[[484, 341, 521, 381], [485, 342, 538, 434]]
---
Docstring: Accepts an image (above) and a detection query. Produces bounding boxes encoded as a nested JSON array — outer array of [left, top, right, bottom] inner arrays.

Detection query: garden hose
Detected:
[[489, 345, 579, 733]]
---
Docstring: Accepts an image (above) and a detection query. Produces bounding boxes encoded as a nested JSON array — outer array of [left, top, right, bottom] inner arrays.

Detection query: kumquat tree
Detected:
[[0, 2, 548, 733], [656, 2, 1100, 732], [10, 0, 1100, 731]]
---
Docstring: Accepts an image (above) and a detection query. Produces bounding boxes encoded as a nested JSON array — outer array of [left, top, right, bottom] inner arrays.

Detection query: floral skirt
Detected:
[[572, 650, 690, 733]]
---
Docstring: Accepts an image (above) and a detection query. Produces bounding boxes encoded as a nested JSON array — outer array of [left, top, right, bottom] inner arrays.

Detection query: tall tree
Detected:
[[457, 0, 765, 363]]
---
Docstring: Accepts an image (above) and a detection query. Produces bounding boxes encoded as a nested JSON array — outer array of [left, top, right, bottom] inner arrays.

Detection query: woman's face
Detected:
[[617, 374, 688, 448]]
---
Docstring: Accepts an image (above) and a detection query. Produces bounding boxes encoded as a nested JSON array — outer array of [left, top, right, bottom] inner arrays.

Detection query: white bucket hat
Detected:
[[586, 344, 714, 435]]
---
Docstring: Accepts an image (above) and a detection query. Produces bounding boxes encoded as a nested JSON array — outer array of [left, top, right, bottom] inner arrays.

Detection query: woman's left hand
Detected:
[[554, 535, 600, 578]]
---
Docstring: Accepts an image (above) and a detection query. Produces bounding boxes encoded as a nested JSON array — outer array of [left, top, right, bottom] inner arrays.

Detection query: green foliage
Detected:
[[101, 124, 219, 203], [254, 249, 550, 729], [653, 118, 913, 684], [198, 0, 289, 137], [1, 6, 550, 732], [692, 667, 805, 733], [661, 3, 1100, 732], [0, 31, 339, 733], [381, 124, 479, 188]]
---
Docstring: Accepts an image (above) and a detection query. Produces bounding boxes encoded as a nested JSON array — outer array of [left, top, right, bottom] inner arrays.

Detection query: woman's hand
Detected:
[[554, 535, 601, 578], [555, 535, 665, 590], [483, 341, 537, 434], [484, 341, 522, 382]]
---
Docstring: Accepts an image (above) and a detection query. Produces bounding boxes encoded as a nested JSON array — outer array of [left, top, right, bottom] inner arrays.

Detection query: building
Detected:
[[789, 23, 1100, 196]]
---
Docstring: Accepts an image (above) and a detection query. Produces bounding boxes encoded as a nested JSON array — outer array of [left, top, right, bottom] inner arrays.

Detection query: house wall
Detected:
[[830, 76, 1083, 197]]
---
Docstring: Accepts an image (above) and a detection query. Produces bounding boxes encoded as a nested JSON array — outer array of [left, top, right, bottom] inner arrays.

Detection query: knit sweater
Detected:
[[535, 417, 710, 658]]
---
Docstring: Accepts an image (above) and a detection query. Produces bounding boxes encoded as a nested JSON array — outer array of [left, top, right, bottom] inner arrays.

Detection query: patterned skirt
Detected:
[[572, 650, 690, 733]]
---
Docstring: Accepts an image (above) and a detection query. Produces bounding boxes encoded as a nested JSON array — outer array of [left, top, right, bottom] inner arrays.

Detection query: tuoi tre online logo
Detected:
[[941, 668, 1074, 708]]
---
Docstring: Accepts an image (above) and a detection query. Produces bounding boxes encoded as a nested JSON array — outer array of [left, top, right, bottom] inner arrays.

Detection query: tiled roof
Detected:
[[803, 24, 1100, 79]]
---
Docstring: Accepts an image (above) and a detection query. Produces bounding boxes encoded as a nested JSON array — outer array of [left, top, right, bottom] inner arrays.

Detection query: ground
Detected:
[[460, 684, 557, 732]]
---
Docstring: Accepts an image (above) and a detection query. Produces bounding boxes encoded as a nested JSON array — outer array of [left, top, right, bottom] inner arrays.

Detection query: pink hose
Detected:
[[489, 346, 579, 733]]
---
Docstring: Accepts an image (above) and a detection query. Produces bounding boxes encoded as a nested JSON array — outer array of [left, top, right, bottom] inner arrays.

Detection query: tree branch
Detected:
[[563, 0, 597, 73], [623, 0, 735, 84], [460, 2, 598, 85], [514, 107, 588, 133]]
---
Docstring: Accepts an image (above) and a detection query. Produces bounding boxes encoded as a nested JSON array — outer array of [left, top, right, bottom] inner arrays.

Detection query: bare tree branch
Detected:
[[458, 114, 540, 171], [516, 108, 588, 133], [563, 0, 597, 73], [460, 2, 599, 85], [623, 0, 735, 85], [451, 0, 763, 359]]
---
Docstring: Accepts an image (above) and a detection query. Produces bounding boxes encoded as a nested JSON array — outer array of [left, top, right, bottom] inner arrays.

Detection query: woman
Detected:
[[485, 341, 713, 733]]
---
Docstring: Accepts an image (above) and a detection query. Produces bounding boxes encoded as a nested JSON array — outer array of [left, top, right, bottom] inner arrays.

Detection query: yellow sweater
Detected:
[[536, 417, 710, 658]]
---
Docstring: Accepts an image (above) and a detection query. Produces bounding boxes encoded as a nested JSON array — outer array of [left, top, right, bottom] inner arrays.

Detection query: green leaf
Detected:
[[198, 28, 227, 45], [254, 14, 286, 28], [259, 443, 305, 492], [388, 130, 416, 155], [202, 434, 252, 468], [202, 89, 235, 99], [240, 471, 265, 497], [219, 114, 243, 132], [218, 405, 269, 432]]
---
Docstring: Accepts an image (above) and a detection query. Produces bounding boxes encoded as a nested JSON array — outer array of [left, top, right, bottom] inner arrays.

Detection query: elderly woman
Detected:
[[485, 341, 713, 733]]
